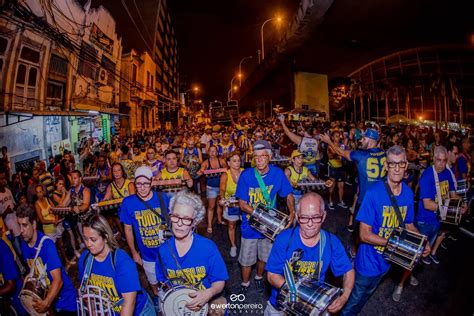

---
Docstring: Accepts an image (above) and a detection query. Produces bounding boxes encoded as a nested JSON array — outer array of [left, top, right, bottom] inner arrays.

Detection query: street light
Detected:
[[260, 16, 282, 62], [228, 75, 239, 101], [238, 55, 253, 86]]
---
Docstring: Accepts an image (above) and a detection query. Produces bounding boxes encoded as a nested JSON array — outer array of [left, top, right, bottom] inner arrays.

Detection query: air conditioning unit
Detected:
[[97, 68, 108, 85]]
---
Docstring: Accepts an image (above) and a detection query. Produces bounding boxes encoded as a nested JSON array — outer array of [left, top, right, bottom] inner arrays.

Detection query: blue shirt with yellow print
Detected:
[[235, 165, 293, 239], [355, 181, 414, 277], [417, 166, 455, 224]]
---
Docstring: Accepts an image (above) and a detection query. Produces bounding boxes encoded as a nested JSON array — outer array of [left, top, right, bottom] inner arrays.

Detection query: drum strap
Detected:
[[137, 192, 170, 228], [254, 168, 276, 207], [383, 180, 406, 229], [432, 166, 445, 217], [28, 235, 50, 279]]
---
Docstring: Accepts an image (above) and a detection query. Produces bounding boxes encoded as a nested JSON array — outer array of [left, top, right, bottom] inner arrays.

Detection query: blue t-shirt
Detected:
[[355, 181, 415, 277], [0, 239, 27, 315], [417, 166, 455, 224], [155, 234, 228, 290], [120, 192, 170, 262], [266, 227, 352, 307], [235, 166, 293, 239], [78, 249, 147, 316], [456, 154, 469, 180], [21, 232, 77, 312], [350, 148, 386, 202]]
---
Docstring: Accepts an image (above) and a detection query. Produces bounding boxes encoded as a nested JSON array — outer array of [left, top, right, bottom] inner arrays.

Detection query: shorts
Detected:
[[223, 206, 240, 222], [142, 260, 158, 285], [238, 237, 272, 266], [329, 166, 346, 182], [264, 301, 285, 316], [416, 221, 440, 246], [206, 186, 219, 199]]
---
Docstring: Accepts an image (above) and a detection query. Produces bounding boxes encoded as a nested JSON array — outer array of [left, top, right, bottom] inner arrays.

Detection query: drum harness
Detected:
[[383, 180, 407, 232], [27, 235, 51, 289], [433, 166, 447, 220]]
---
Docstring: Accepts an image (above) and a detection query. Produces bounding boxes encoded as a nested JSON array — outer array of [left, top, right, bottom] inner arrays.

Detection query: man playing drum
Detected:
[[235, 140, 295, 295], [17, 204, 77, 315], [341, 145, 430, 315], [265, 192, 355, 315], [155, 191, 228, 315]]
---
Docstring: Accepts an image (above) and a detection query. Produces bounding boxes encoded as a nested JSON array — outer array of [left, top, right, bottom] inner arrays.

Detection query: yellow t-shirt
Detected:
[[224, 169, 243, 198], [287, 166, 310, 188]]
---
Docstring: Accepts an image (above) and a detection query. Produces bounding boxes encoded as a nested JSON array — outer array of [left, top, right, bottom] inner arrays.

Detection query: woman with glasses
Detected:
[[78, 215, 154, 315], [265, 192, 354, 315], [155, 191, 228, 315]]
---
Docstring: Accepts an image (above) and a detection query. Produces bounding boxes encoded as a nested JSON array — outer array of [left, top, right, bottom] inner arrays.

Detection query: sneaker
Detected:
[[338, 201, 348, 208], [448, 235, 458, 241], [421, 256, 431, 265], [345, 181, 353, 186], [409, 275, 419, 287], [328, 202, 335, 210], [440, 240, 448, 250], [429, 254, 440, 264], [392, 285, 403, 302], [346, 225, 355, 233], [230, 246, 237, 258], [239, 284, 250, 295], [254, 278, 265, 294]]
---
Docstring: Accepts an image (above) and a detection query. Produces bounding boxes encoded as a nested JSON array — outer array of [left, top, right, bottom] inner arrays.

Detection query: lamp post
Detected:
[[260, 16, 282, 62], [238, 55, 253, 86], [228, 75, 239, 101]]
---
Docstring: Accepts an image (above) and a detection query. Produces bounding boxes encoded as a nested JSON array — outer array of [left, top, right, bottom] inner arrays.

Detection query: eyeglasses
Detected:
[[253, 154, 269, 160], [298, 216, 323, 224], [386, 161, 407, 169], [135, 182, 152, 188], [170, 214, 194, 226]]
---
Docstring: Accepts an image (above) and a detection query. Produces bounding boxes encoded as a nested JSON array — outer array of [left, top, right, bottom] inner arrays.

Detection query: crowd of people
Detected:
[[0, 114, 472, 315]]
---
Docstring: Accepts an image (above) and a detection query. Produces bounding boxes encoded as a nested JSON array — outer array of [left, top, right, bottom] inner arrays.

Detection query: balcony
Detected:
[[130, 80, 144, 101]]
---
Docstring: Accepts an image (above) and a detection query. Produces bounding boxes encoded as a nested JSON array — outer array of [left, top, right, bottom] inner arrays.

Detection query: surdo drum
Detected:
[[276, 280, 341, 316], [19, 277, 48, 316], [439, 198, 463, 225], [160, 286, 209, 316], [249, 204, 289, 241], [383, 227, 428, 271]]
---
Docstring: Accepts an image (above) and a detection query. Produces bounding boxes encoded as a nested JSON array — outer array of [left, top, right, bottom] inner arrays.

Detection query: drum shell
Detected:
[[249, 204, 288, 240], [160, 286, 209, 316], [276, 280, 341, 316], [20, 278, 48, 316], [383, 227, 427, 271], [439, 199, 462, 225]]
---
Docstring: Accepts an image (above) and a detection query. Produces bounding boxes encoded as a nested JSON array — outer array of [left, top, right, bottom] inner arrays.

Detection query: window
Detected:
[[14, 45, 41, 109], [49, 54, 68, 76], [131, 64, 137, 83], [78, 42, 97, 79], [46, 81, 65, 108], [147, 71, 150, 88], [101, 55, 115, 85], [0, 36, 9, 90]]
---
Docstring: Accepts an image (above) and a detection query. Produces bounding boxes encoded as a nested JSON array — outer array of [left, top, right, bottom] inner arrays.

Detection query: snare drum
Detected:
[[20, 277, 48, 316], [221, 196, 239, 207], [297, 180, 327, 191], [276, 280, 341, 316], [154, 179, 186, 193], [77, 285, 114, 316], [92, 198, 123, 215], [439, 198, 463, 225], [49, 207, 73, 217], [456, 179, 469, 200], [270, 155, 290, 167], [383, 227, 428, 271], [249, 204, 289, 240], [161, 286, 209, 316], [203, 168, 226, 177]]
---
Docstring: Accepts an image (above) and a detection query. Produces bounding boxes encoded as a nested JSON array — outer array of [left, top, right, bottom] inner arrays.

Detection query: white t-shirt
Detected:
[[0, 188, 20, 237], [200, 133, 211, 154]]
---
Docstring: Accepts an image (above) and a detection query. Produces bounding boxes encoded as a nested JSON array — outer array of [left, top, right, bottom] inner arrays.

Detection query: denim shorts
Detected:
[[206, 186, 219, 199], [416, 221, 440, 246]]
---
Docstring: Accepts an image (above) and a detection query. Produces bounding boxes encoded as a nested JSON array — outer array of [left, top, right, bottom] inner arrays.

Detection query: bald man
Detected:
[[265, 192, 355, 315]]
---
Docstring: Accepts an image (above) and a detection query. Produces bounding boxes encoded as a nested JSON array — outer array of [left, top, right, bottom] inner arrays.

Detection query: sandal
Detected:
[[206, 227, 213, 234]]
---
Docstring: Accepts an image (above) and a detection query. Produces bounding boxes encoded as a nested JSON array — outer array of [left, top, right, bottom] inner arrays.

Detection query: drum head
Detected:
[[20, 290, 47, 316], [161, 287, 209, 316]]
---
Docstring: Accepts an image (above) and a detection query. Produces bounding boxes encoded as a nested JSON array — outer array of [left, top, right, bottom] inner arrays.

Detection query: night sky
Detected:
[[168, 0, 299, 104]]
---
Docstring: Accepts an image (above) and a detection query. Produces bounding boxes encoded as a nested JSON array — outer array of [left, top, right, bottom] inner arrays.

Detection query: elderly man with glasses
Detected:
[[120, 166, 170, 311], [340, 145, 430, 315], [155, 191, 228, 315], [265, 192, 355, 315]]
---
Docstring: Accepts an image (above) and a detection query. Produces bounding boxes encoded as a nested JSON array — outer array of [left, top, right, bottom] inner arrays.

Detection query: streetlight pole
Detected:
[[228, 75, 238, 101], [238, 55, 253, 86], [260, 17, 281, 62]]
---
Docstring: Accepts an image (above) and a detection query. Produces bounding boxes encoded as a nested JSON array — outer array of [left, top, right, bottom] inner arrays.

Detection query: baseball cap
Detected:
[[134, 166, 153, 180], [291, 150, 304, 159], [362, 128, 379, 141], [252, 140, 272, 151]]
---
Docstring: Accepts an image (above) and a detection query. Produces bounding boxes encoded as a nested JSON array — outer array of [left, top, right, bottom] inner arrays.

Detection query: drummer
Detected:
[[265, 192, 354, 315], [155, 150, 193, 199], [284, 150, 331, 206], [155, 191, 228, 314], [78, 215, 154, 315], [17, 204, 77, 315], [235, 140, 294, 295], [340, 146, 430, 315]]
